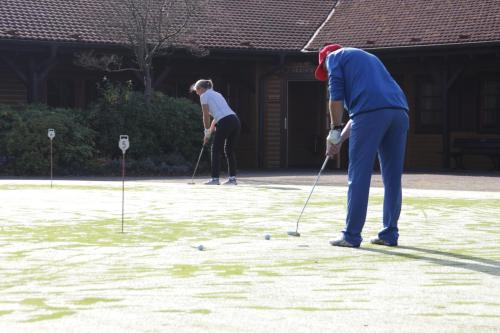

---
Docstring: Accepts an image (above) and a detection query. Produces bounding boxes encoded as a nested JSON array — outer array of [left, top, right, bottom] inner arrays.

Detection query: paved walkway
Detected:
[[237, 170, 500, 192], [154, 170, 500, 192], [3, 170, 500, 191]]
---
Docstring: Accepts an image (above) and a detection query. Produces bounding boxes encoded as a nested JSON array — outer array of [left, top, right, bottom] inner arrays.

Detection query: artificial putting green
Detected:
[[0, 180, 499, 332]]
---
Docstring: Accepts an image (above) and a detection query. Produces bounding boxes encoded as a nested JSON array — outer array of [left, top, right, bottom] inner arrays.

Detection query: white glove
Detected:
[[204, 128, 211, 139], [326, 129, 341, 145]]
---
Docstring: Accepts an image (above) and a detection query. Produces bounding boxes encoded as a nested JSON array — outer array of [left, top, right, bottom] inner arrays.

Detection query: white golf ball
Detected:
[[264, 234, 271, 240], [197, 244, 204, 251]]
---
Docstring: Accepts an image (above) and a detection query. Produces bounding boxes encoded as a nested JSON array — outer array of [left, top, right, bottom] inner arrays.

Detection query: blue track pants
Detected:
[[342, 109, 409, 246]]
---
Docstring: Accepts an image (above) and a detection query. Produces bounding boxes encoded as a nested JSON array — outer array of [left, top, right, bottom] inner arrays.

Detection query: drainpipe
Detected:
[[257, 54, 285, 168]]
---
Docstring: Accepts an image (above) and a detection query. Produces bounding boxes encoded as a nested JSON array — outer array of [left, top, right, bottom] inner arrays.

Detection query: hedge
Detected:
[[0, 82, 205, 176]]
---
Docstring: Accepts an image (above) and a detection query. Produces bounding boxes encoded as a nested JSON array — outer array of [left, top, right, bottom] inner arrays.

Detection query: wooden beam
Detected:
[[37, 45, 59, 81], [36, 45, 58, 72], [441, 61, 467, 168], [447, 64, 465, 90], [0, 55, 28, 84], [38, 60, 58, 82], [28, 57, 39, 103], [1, 46, 59, 103], [442, 61, 450, 169]]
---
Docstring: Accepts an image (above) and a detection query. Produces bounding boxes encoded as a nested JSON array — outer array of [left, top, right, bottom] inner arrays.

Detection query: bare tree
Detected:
[[76, 0, 208, 103]]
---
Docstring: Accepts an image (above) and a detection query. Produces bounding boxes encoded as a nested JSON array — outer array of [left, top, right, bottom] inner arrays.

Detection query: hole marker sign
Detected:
[[119, 135, 130, 154]]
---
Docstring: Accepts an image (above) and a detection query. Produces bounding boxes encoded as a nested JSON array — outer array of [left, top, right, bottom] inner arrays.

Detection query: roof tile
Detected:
[[0, 0, 336, 51], [304, 0, 500, 51]]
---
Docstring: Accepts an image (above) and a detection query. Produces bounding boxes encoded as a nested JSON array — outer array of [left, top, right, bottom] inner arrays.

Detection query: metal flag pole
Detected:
[[119, 135, 130, 233], [48, 129, 55, 188]]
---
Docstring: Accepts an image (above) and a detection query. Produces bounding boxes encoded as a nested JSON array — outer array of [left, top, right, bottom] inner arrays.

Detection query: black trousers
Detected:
[[211, 114, 240, 178]]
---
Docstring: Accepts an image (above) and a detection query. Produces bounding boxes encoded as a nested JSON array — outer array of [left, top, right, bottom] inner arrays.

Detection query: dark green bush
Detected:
[[0, 80, 204, 176], [0, 105, 21, 164], [0, 104, 96, 175], [87, 80, 203, 175]]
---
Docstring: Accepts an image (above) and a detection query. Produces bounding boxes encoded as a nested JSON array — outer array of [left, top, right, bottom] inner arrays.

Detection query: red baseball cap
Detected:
[[314, 44, 343, 81]]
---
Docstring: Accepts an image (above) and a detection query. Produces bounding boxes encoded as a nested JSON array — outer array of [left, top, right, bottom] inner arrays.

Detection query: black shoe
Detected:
[[329, 238, 360, 248]]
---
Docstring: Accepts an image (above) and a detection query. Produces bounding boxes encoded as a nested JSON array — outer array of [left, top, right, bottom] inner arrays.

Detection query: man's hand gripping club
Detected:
[[326, 128, 342, 157], [326, 120, 352, 157]]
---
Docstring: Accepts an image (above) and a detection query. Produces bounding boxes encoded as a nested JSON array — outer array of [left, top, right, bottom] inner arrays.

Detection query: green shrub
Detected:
[[87, 80, 203, 175], [0, 81, 204, 176], [0, 104, 96, 175], [0, 105, 21, 165]]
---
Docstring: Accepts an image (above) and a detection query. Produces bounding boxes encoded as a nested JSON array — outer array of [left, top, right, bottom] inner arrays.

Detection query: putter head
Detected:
[[187, 182, 195, 185], [287, 231, 301, 237]]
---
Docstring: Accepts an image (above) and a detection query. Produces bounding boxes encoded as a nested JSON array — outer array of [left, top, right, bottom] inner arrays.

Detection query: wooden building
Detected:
[[303, 0, 500, 171], [1, 0, 499, 171]]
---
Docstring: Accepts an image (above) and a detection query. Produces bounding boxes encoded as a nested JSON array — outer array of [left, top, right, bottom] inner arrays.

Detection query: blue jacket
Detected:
[[326, 47, 408, 118]]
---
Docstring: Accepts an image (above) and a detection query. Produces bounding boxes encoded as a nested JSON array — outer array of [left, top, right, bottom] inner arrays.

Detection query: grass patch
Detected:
[[171, 264, 200, 278], [190, 309, 211, 314], [24, 310, 75, 322], [209, 264, 247, 276], [73, 297, 120, 306]]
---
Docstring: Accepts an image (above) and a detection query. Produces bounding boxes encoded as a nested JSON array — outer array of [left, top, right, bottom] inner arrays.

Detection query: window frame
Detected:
[[478, 73, 500, 133], [414, 75, 444, 134]]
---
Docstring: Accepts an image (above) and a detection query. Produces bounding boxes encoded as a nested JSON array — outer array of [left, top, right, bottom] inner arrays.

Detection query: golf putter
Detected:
[[188, 145, 205, 184], [288, 155, 330, 237]]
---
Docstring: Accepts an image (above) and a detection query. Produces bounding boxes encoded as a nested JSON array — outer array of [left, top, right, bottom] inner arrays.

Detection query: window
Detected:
[[479, 75, 500, 131], [47, 79, 75, 108], [415, 76, 443, 133]]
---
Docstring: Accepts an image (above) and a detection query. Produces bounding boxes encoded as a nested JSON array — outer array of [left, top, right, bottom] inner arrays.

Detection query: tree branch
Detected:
[[74, 0, 207, 102]]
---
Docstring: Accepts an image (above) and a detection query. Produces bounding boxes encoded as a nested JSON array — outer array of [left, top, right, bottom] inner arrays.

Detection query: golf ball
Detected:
[[264, 234, 271, 240], [197, 245, 204, 251]]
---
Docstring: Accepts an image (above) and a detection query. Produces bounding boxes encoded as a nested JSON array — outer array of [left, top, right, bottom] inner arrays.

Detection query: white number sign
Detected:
[[48, 129, 55, 140], [119, 135, 130, 154]]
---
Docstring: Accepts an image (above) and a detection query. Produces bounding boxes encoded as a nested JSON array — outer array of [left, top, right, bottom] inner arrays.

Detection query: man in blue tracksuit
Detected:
[[315, 44, 409, 248]]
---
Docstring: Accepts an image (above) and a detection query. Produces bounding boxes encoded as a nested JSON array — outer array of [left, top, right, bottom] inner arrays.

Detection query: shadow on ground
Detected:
[[359, 245, 500, 276]]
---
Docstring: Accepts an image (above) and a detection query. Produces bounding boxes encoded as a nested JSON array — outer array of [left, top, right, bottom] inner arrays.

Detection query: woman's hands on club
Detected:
[[203, 129, 211, 145]]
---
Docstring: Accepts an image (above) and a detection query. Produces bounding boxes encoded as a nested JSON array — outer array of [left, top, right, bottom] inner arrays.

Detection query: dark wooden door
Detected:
[[287, 81, 326, 167]]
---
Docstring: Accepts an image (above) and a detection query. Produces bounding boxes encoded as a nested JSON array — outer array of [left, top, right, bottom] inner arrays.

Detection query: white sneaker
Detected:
[[222, 178, 237, 185], [204, 178, 220, 185]]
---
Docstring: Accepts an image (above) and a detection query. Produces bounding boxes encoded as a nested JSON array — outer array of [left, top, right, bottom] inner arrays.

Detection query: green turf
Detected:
[[0, 180, 499, 332]]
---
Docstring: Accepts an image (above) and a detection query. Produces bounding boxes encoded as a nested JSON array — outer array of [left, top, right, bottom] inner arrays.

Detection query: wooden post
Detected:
[[442, 59, 450, 169], [443, 61, 465, 169], [1, 46, 58, 104]]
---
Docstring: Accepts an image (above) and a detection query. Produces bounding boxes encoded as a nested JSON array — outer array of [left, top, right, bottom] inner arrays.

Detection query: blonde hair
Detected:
[[190, 79, 213, 92]]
